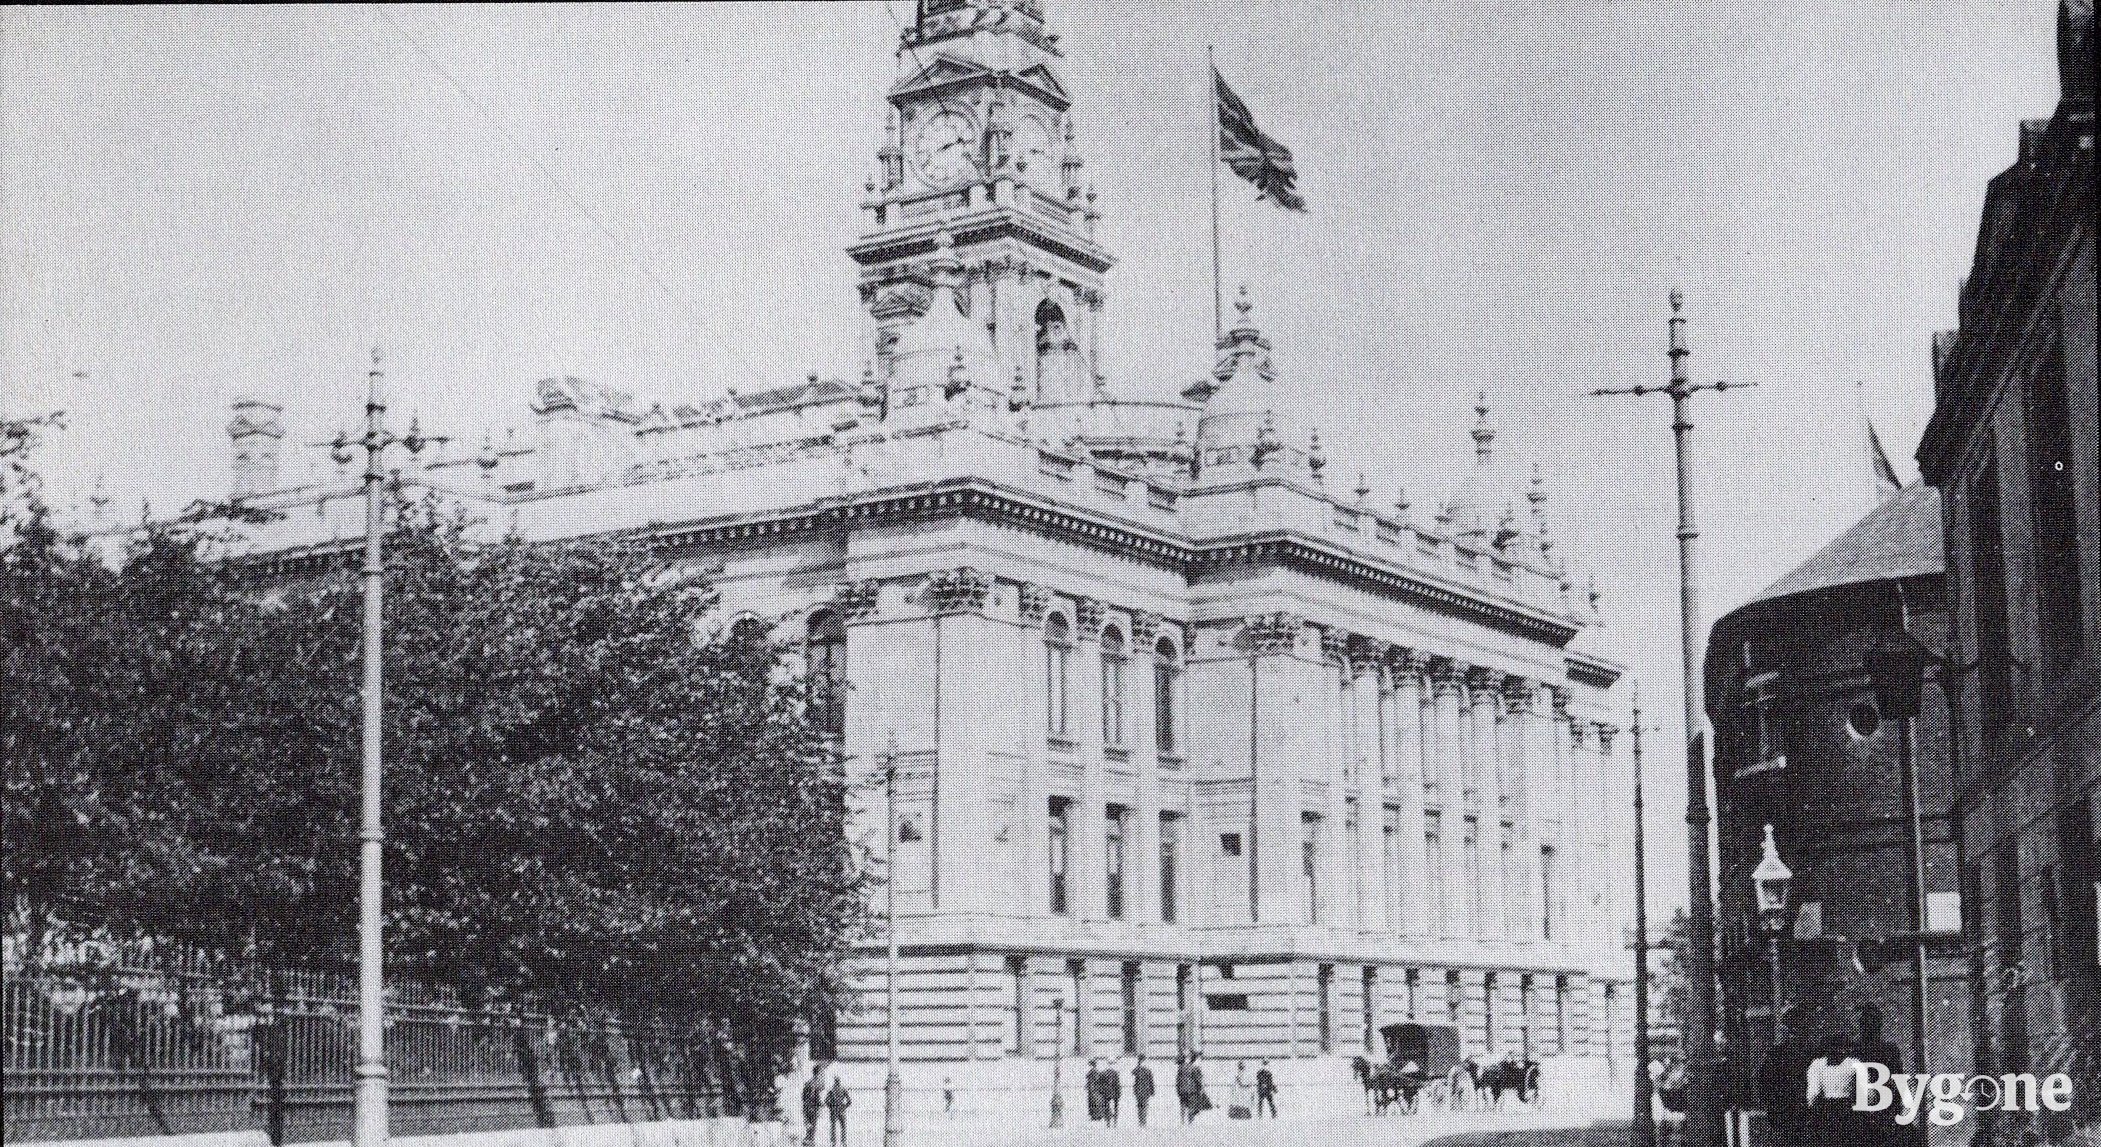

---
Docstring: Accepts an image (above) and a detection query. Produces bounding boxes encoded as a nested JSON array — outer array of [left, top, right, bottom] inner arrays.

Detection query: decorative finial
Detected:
[[1669, 288, 1684, 313], [1471, 391, 1495, 458], [1529, 463, 1547, 508], [1234, 283, 1254, 324], [1307, 428, 1326, 477], [476, 433, 500, 472], [1394, 488, 1411, 520], [1355, 472, 1371, 503]]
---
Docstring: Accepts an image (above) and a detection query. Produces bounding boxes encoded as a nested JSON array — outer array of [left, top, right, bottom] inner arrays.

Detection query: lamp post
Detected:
[[1864, 622, 1934, 1076], [1751, 825, 1794, 1046], [1592, 291, 1753, 1147], [879, 732, 903, 1147], [327, 350, 439, 1147], [1631, 688, 1656, 1147]]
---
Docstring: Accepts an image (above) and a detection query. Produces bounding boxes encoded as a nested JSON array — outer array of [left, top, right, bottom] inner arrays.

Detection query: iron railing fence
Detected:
[[3, 938, 729, 1144]]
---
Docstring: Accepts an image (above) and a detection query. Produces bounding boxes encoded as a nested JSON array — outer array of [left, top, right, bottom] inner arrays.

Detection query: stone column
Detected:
[[1349, 639, 1389, 934], [1547, 687, 1574, 938], [1072, 596, 1108, 921], [1565, 719, 1595, 944], [1429, 659, 1471, 937], [1502, 679, 1542, 943], [1130, 611, 1164, 925], [1467, 668, 1508, 940], [1320, 628, 1353, 928], [1019, 583, 1053, 917], [1388, 649, 1431, 936], [1593, 722, 1622, 958], [1244, 612, 1311, 925]]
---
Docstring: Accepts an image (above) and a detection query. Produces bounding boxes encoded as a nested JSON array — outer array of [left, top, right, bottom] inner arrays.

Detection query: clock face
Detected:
[[909, 106, 980, 188]]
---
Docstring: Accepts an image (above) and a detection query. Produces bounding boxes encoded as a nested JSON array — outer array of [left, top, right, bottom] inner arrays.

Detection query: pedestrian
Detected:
[[1804, 1033, 1861, 1145], [1255, 1059, 1277, 1118], [825, 1075, 851, 1147], [1105, 1059, 1123, 1126], [1085, 1058, 1104, 1123], [1177, 1052, 1210, 1123], [1851, 1005, 1921, 1147], [1132, 1055, 1154, 1126], [1757, 1009, 1810, 1145], [801, 1069, 825, 1147], [1228, 1060, 1253, 1119], [942, 1075, 954, 1118]]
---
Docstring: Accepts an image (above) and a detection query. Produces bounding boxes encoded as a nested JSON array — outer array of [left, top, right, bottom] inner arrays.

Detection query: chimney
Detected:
[[228, 398, 285, 500]]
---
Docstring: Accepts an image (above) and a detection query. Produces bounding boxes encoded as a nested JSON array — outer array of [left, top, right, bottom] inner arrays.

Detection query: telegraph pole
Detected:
[[881, 733, 903, 1147], [1591, 292, 1751, 1147], [1631, 686, 1655, 1147]]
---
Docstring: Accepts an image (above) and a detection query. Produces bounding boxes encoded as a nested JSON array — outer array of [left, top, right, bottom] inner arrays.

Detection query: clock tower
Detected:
[[849, 0, 1114, 409]]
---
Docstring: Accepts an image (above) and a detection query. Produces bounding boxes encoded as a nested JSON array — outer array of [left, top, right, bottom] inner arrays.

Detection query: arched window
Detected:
[[1153, 636, 1180, 756], [807, 609, 845, 736], [1033, 298, 1069, 353], [1101, 625, 1126, 748], [1045, 613, 1072, 738]]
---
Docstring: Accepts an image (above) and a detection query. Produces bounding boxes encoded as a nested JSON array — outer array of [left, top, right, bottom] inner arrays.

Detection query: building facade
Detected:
[[1705, 484, 1970, 1093], [191, 0, 1635, 1097], [1916, 1, 2098, 1140]]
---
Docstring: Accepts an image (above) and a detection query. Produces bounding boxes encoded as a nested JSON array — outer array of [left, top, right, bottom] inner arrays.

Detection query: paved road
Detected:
[[854, 1112, 1644, 1147]]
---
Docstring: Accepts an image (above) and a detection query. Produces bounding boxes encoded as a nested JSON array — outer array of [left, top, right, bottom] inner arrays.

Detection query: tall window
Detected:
[[1316, 964, 1334, 1052], [1101, 626, 1127, 748], [1302, 812, 1322, 924], [806, 609, 846, 735], [1445, 970, 1462, 1025], [1068, 959, 1086, 1054], [1106, 805, 1128, 919], [1405, 968, 1420, 1018], [1541, 845, 1557, 941], [1008, 955, 1028, 1056], [1159, 812, 1182, 924], [1046, 614, 1073, 738], [1425, 812, 1444, 932], [1048, 797, 1071, 915], [2024, 342, 2085, 675], [1154, 637, 1180, 755], [1463, 816, 1482, 924], [1360, 966, 1377, 1052], [1121, 963, 1141, 1055], [1482, 972, 1497, 1052], [1970, 464, 2014, 742], [1555, 977, 1568, 1054]]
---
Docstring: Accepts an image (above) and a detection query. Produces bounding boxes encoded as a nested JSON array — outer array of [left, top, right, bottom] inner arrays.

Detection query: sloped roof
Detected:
[[1748, 482, 1944, 607]]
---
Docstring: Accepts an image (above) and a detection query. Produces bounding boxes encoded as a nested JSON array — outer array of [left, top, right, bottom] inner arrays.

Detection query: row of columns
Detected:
[[1308, 629, 1624, 948]]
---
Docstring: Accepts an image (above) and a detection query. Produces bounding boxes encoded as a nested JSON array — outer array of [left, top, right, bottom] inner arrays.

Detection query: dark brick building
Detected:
[[1707, 484, 1970, 1096], [1916, 2, 2099, 1141]]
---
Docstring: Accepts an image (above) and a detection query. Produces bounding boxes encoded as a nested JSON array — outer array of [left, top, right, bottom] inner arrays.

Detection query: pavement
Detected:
[[830, 1112, 1650, 1147]]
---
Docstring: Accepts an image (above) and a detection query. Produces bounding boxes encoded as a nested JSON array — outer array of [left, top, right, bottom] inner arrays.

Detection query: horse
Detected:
[[1473, 1058, 1542, 1108], [1351, 1054, 1428, 1115]]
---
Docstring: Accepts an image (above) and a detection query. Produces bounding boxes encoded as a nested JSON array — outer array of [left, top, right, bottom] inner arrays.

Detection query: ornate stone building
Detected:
[[198, 0, 1633, 1100], [1917, 2, 2097, 1138]]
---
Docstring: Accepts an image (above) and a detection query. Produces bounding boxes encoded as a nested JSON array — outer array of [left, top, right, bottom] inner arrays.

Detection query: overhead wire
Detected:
[[369, 5, 773, 392]]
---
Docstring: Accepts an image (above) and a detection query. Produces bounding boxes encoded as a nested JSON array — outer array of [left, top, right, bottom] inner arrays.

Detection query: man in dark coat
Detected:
[[1852, 1004, 1924, 1147], [800, 1069, 825, 1147], [824, 1076, 851, 1147], [1132, 1055, 1155, 1126], [1177, 1053, 1209, 1123], [1756, 1009, 1811, 1144], [1105, 1060, 1123, 1125], [1255, 1060, 1278, 1118], [1084, 1059, 1104, 1123]]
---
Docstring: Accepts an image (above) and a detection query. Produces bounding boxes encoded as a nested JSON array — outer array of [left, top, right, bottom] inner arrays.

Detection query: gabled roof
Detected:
[[1747, 482, 1943, 607]]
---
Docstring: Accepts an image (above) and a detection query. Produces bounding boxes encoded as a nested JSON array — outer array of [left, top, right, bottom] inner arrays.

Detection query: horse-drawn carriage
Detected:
[[1352, 1022, 1462, 1114]]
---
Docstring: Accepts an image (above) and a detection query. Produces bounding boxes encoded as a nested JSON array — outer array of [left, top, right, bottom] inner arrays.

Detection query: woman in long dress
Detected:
[[1229, 1061, 1254, 1118]]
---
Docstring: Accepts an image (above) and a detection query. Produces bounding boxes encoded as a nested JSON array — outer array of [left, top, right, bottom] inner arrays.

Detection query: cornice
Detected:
[[849, 212, 1114, 275]]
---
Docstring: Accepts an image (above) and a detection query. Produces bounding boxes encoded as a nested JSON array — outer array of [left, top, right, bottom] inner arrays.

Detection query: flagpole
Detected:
[[1207, 45, 1222, 345]]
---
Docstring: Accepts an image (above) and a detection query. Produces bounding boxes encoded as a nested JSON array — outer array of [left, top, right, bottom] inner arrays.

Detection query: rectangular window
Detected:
[[1317, 964, 1334, 1053], [1555, 976, 1568, 1054], [1445, 970, 1462, 1024], [1361, 966, 1377, 1052], [1541, 845, 1557, 940], [2024, 340, 2085, 676], [1008, 955, 1028, 1056], [1970, 463, 2014, 742], [1159, 813, 1182, 924], [1102, 649, 1126, 747], [1121, 963, 1141, 1055], [1106, 805, 1128, 920], [1302, 812, 1322, 924], [1995, 845, 2024, 969], [1463, 816, 1482, 923], [1068, 959, 1086, 1054], [1176, 963, 1194, 1056], [1047, 642, 1071, 737], [1220, 831, 1242, 857], [1483, 972, 1496, 1053], [1425, 812, 1444, 931], [1049, 798, 1071, 915], [1405, 968, 1420, 1018], [1154, 659, 1178, 755]]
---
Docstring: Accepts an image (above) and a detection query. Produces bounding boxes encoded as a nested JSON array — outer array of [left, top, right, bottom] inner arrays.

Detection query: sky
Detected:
[[1, 2, 2067, 918]]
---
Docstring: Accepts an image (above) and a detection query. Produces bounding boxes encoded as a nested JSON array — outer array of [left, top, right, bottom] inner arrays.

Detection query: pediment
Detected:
[[892, 54, 994, 98], [1012, 63, 1069, 104]]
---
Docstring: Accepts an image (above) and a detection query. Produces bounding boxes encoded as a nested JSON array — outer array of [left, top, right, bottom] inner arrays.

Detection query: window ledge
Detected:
[[1049, 735, 1077, 752], [1157, 751, 1185, 766], [1105, 745, 1131, 761]]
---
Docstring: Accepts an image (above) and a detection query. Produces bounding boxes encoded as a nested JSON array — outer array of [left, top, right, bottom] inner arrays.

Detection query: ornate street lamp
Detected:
[[1864, 623, 1935, 1074], [1752, 826, 1793, 1045], [879, 732, 902, 1147]]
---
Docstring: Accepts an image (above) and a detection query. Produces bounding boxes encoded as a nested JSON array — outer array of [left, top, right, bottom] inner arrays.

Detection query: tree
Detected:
[[4, 466, 867, 1095]]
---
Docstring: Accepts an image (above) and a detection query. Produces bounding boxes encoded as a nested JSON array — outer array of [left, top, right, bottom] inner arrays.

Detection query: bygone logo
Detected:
[[1854, 1063, 2077, 1127]]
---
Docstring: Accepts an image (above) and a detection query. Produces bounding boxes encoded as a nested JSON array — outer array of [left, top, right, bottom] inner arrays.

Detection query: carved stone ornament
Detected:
[[1347, 635, 1389, 677], [1320, 627, 1351, 665], [1594, 722, 1620, 751], [1501, 678, 1537, 714], [1073, 596, 1106, 639], [1018, 582, 1052, 624], [1569, 721, 1591, 748], [922, 567, 993, 614], [836, 579, 882, 620], [1428, 656, 1467, 694], [1130, 610, 1162, 646], [1551, 686, 1573, 719], [1466, 665, 1506, 697], [1388, 646, 1430, 682], [1241, 611, 1303, 656]]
